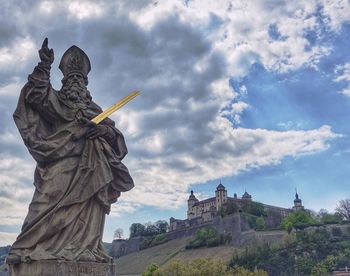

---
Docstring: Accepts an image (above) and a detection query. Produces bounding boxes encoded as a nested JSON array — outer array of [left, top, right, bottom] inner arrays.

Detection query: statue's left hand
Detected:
[[76, 117, 108, 139], [86, 125, 108, 139]]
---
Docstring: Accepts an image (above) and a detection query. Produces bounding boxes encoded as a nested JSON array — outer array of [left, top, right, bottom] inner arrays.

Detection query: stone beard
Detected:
[[7, 41, 134, 265], [60, 75, 92, 105]]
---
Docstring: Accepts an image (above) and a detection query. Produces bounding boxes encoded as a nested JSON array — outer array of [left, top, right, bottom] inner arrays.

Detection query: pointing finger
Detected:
[[42, 38, 48, 49]]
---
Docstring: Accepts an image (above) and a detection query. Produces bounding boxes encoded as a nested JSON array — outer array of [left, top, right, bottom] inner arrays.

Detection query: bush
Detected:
[[140, 234, 169, 250], [256, 217, 266, 231], [320, 213, 342, 224], [230, 227, 350, 276], [281, 210, 317, 231], [142, 259, 267, 276], [186, 227, 220, 249], [243, 213, 259, 229], [331, 227, 342, 237], [142, 263, 159, 276], [186, 228, 232, 249]]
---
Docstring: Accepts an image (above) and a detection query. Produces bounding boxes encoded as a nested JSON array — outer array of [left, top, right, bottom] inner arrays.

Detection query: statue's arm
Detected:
[[102, 120, 128, 160], [82, 115, 128, 159], [25, 38, 54, 106]]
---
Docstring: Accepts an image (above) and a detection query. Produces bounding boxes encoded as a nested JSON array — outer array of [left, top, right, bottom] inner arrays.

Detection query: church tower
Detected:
[[293, 190, 304, 211], [187, 190, 198, 219], [215, 183, 227, 211]]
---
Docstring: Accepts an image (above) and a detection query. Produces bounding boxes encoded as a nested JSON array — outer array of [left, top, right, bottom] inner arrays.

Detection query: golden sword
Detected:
[[91, 90, 140, 124]]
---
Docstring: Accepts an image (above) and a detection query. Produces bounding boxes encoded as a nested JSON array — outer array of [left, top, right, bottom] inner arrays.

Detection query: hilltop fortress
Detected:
[[169, 183, 304, 231], [110, 183, 306, 258]]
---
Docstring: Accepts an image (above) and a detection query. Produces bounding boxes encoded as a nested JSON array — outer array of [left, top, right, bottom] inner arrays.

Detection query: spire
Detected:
[[295, 188, 299, 199], [189, 190, 196, 200], [294, 189, 301, 203]]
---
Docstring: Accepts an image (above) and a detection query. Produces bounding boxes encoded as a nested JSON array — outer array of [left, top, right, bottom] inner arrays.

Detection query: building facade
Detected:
[[169, 183, 304, 232]]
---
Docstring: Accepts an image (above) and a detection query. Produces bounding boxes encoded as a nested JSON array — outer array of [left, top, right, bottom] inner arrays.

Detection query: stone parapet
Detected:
[[9, 260, 116, 276]]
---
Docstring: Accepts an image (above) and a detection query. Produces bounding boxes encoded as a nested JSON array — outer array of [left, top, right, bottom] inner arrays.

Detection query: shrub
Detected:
[[281, 210, 317, 231], [186, 227, 220, 249], [256, 217, 266, 231], [331, 227, 342, 237], [142, 259, 267, 276], [142, 263, 159, 276], [186, 228, 233, 249]]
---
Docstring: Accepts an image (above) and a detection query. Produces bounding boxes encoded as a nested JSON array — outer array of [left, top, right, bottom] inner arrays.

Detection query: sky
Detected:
[[0, 0, 350, 246]]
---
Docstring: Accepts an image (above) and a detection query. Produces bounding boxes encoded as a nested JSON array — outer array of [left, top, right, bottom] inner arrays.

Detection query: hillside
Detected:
[[114, 235, 240, 275]]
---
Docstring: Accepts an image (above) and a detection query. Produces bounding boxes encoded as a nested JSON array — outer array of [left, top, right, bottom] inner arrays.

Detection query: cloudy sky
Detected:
[[0, 0, 350, 245]]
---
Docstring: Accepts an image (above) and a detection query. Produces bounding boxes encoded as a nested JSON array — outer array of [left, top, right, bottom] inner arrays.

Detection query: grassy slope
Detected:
[[114, 236, 238, 275]]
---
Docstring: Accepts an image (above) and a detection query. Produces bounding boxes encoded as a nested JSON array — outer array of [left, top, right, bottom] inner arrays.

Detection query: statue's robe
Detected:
[[9, 63, 134, 263]]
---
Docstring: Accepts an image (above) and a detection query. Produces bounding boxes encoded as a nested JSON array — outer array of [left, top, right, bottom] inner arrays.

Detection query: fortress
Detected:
[[169, 183, 304, 231], [110, 183, 306, 259]]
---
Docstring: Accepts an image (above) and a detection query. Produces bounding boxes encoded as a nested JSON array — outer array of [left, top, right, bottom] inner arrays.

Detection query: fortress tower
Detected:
[[215, 183, 228, 211], [293, 191, 304, 211], [187, 190, 198, 219]]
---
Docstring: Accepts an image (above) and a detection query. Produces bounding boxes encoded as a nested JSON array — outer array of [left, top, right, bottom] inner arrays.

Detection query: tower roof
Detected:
[[216, 183, 225, 191], [188, 190, 196, 200], [242, 191, 252, 199], [294, 192, 301, 203]]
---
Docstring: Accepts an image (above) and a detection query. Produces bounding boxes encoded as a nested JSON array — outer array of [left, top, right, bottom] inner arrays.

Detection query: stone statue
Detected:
[[6, 38, 134, 266]]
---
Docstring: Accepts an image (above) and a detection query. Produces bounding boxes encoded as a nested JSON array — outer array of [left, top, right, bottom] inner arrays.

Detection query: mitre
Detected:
[[59, 45, 91, 78]]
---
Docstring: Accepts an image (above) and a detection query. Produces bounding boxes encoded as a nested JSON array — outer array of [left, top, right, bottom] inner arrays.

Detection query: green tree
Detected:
[[318, 209, 342, 224], [129, 223, 146, 238], [241, 201, 267, 217], [281, 210, 317, 231], [154, 220, 169, 233], [255, 217, 266, 231], [336, 199, 350, 220], [186, 227, 220, 249], [311, 255, 336, 276]]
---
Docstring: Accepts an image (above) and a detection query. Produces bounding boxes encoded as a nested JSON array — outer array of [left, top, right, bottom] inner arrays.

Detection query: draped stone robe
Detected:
[[9, 62, 134, 263]]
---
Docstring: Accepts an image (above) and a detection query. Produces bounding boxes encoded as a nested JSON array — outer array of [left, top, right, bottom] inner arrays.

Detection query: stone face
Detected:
[[9, 260, 116, 276]]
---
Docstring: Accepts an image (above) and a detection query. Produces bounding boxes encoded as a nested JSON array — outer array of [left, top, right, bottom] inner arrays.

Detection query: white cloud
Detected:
[[321, 0, 350, 31], [126, 0, 346, 75], [118, 124, 340, 211], [0, 232, 18, 246], [0, 156, 35, 229], [0, 37, 36, 72], [0, 0, 348, 242], [68, 1, 105, 20], [334, 63, 350, 96]]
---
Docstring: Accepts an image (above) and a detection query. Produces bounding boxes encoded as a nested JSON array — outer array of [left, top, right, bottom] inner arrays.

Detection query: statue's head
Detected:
[[59, 46, 92, 104]]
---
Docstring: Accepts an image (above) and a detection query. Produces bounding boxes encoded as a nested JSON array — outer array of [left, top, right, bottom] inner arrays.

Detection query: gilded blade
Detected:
[[91, 90, 140, 124]]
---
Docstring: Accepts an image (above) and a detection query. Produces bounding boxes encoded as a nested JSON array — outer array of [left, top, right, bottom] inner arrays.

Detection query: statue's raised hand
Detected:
[[39, 38, 54, 65]]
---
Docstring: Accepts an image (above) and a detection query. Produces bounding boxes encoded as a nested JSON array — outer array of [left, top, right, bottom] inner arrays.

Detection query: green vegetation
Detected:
[[230, 227, 350, 276], [140, 234, 169, 250], [318, 210, 342, 224], [218, 201, 266, 218], [129, 220, 169, 238], [218, 201, 269, 231], [186, 227, 232, 249], [336, 199, 350, 220], [281, 210, 317, 233], [142, 258, 268, 276], [255, 217, 266, 231], [129, 220, 170, 250]]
